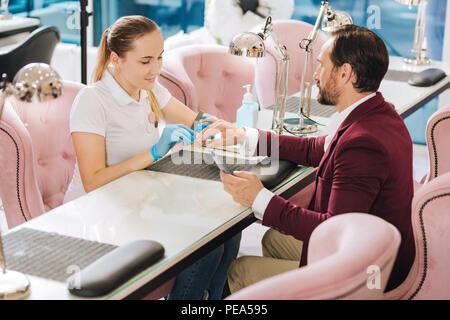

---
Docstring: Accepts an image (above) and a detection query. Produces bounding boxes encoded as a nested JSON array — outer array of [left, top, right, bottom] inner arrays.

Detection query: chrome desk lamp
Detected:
[[396, 0, 430, 65], [0, 0, 11, 20], [292, 0, 352, 135], [0, 63, 62, 299], [230, 16, 289, 134]]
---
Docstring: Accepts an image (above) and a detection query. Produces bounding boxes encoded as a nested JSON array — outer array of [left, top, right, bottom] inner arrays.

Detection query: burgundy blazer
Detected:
[[257, 92, 415, 291]]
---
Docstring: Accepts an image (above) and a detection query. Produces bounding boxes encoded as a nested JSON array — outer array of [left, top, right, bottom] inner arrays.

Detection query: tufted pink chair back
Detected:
[[384, 172, 450, 300], [227, 213, 401, 300], [251, 19, 328, 109], [0, 80, 84, 228], [423, 105, 450, 183], [159, 44, 255, 122]]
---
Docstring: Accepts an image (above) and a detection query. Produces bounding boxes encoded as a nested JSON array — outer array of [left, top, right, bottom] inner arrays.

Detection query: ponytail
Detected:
[[147, 90, 162, 126], [92, 17, 163, 124], [92, 28, 110, 82]]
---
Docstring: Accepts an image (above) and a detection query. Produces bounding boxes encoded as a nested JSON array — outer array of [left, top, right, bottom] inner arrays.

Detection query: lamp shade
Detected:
[[12, 63, 62, 103], [229, 32, 265, 58], [322, 10, 353, 32]]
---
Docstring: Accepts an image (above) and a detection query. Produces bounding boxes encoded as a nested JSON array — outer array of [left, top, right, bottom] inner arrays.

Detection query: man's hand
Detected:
[[220, 170, 264, 207], [196, 119, 246, 148]]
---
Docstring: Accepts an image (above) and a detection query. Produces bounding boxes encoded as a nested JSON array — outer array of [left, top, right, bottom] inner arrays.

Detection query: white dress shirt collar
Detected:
[[324, 92, 376, 152]]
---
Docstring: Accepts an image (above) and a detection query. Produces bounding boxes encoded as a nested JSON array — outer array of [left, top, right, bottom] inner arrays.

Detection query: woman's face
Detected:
[[113, 30, 164, 92]]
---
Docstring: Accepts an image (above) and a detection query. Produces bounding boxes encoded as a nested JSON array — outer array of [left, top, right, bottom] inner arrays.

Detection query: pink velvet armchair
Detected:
[[423, 105, 450, 183], [0, 79, 176, 299], [158, 44, 255, 122], [227, 213, 401, 300], [384, 172, 450, 300], [251, 20, 328, 109], [0, 80, 84, 229]]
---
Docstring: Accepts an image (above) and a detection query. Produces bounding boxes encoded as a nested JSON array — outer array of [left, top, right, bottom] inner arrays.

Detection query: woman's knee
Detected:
[[224, 232, 242, 255]]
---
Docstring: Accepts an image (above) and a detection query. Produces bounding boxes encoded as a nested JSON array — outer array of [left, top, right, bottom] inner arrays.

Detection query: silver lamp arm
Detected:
[[308, 2, 329, 48], [297, 1, 329, 132], [289, 0, 352, 135], [264, 24, 290, 134], [413, 0, 428, 63], [253, 16, 290, 134], [395, 0, 430, 65]]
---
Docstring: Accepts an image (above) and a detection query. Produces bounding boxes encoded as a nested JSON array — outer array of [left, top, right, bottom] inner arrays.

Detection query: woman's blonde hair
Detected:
[[92, 15, 162, 124]]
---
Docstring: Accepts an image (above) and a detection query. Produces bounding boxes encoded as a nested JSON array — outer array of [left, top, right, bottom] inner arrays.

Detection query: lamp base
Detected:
[[0, 13, 12, 20], [0, 270, 31, 300], [402, 56, 431, 66], [284, 118, 318, 135]]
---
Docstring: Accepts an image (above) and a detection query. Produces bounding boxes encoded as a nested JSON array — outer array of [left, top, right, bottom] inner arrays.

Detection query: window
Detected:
[[8, 0, 80, 44], [93, 0, 205, 46]]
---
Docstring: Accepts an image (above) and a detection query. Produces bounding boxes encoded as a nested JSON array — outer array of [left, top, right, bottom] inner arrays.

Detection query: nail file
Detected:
[[67, 240, 165, 298], [191, 111, 204, 130]]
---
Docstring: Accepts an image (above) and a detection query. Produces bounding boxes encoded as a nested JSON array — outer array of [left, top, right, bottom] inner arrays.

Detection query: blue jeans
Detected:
[[167, 232, 242, 300]]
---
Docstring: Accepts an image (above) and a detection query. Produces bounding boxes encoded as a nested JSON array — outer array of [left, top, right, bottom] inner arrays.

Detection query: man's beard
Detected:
[[317, 73, 340, 106]]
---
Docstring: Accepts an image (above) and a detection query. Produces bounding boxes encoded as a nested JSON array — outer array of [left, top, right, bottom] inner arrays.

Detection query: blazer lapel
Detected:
[[315, 92, 386, 178]]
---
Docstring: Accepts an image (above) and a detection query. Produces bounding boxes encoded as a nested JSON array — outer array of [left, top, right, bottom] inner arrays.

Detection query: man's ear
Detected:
[[341, 63, 353, 82]]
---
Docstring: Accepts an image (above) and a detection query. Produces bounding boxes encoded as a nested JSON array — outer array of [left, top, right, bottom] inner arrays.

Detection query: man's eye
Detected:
[[141, 61, 150, 65]]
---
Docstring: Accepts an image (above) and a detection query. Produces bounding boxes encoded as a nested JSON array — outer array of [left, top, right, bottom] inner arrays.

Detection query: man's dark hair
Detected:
[[329, 24, 389, 93]]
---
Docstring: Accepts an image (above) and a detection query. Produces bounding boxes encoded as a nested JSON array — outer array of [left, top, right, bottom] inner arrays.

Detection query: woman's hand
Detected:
[[197, 119, 246, 148], [151, 124, 194, 161], [194, 113, 215, 133]]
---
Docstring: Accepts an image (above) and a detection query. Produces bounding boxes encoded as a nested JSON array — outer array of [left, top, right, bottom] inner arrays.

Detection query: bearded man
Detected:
[[199, 24, 415, 293]]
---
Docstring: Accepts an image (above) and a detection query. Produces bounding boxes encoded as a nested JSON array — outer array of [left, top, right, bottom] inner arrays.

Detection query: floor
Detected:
[[0, 144, 430, 258]]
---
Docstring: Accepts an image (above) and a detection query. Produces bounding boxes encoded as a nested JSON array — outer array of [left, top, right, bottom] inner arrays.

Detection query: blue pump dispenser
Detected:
[[236, 84, 259, 128]]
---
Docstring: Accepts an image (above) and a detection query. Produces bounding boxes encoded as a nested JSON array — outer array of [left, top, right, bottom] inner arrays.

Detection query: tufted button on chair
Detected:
[[251, 19, 328, 109], [226, 213, 401, 300], [158, 44, 255, 122], [0, 80, 84, 228], [384, 172, 450, 300], [0, 26, 60, 81]]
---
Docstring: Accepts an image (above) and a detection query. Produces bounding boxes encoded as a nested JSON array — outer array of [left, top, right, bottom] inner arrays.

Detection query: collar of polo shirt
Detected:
[[103, 66, 149, 106]]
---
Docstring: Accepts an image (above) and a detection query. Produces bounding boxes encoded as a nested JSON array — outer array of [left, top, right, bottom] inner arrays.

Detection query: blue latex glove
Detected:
[[151, 124, 194, 161], [194, 113, 215, 133]]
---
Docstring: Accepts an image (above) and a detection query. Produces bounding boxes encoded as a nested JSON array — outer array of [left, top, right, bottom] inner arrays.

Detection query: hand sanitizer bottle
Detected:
[[236, 84, 259, 128]]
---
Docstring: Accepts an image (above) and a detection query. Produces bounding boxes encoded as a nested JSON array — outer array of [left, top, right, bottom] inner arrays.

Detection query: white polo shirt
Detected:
[[63, 67, 171, 203]]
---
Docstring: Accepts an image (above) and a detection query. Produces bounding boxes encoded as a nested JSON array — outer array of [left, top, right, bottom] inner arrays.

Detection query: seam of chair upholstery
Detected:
[[430, 116, 450, 178], [408, 192, 450, 300], [328, 254, 397, 300], [159, 73, 187, 105], [0, 128, 28, 223]]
